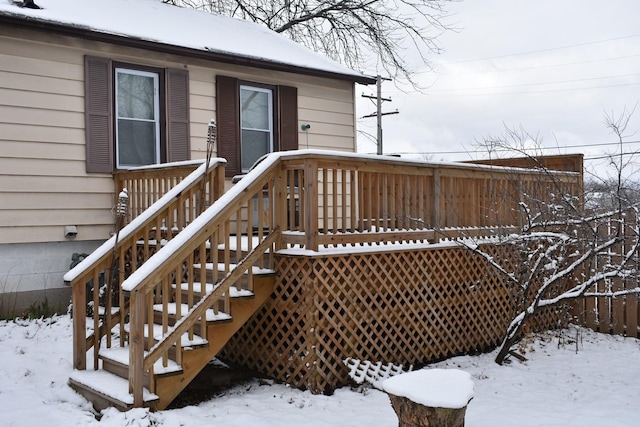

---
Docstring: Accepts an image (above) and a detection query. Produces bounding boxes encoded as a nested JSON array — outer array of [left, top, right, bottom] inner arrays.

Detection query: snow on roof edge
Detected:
[[0, 0, 375, 84]]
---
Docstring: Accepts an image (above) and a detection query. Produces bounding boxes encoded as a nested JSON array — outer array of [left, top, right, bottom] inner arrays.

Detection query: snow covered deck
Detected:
[[67, 151, 583, 408]]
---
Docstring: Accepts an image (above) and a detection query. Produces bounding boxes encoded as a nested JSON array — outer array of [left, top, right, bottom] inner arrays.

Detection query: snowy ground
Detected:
[[1, 315, 639, 426]]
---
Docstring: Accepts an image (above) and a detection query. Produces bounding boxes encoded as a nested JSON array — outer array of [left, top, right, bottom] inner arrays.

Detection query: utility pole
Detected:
[[362, 75, 398, 155]]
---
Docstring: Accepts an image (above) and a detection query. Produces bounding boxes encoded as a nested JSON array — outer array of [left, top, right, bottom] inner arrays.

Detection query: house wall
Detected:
[[0, 25, 358, 317]]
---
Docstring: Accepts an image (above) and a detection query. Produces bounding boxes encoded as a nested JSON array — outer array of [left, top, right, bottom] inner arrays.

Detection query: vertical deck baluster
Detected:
[[349, 170, 356, 233], [290, 169, 298, 232], [246, 194, 254, 292], [322, 168, 328, 238], [331, 167, 339, 234], [161, 277, 169, 367], [92, 269, 100, 370], [341, 169, 347, 233]]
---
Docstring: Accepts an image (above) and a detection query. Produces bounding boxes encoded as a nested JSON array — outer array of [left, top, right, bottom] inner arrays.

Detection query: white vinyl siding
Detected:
[[0, 26, 356, 245]]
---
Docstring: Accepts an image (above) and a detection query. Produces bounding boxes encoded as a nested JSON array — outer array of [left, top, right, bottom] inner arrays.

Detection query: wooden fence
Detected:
[[572, 210, 640, 338]]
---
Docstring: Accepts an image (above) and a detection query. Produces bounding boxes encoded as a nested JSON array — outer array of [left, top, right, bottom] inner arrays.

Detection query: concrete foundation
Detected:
[[0, 240, 103, 318]]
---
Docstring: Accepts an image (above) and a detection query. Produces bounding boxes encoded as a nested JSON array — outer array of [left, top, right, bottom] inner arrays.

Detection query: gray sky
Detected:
[[356, 0, 640, 181]]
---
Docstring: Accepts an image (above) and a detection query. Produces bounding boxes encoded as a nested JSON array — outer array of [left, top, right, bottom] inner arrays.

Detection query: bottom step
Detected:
[[69, 370, 159, 411]]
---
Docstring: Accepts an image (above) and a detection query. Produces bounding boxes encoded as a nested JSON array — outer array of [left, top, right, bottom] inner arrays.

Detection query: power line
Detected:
[[429, 53, 640, 76], [383, 140, 640, 156], [585, 152, 640, 161], [440, 34, 640, 65], [423, 81, 640, 97], [426, 73, 640, 93]]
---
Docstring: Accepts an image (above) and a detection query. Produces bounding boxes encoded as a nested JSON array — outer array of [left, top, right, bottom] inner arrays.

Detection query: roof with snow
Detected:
[[0, 0, 375, 84]]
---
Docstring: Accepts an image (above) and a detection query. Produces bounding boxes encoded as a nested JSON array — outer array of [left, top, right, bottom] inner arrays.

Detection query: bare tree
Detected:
[[463, 118, 640, 365], [162, 0, 455, 85], [584, 105, 640, 211]]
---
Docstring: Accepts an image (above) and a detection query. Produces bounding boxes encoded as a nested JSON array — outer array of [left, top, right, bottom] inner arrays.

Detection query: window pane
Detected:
[[115, 68, 160, 168], [240, 88, 269, 130], [117, 119, 157, 167], [241, 129, 270, 171], [117, 72, 155, 120]]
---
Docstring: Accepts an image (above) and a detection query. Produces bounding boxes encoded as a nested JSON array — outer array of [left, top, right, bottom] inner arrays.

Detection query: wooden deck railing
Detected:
[[114, 160, 213, 222], [278, 151, 582, 250], [67, 150, 582, 407], [65, 159, 225, 371]]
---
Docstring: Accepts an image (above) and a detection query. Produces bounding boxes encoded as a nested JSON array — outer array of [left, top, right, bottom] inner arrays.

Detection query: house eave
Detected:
[[0, 14, 376, 85]]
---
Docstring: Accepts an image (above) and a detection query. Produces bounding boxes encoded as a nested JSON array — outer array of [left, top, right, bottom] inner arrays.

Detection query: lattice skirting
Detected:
[[221, 245, 565, 394]]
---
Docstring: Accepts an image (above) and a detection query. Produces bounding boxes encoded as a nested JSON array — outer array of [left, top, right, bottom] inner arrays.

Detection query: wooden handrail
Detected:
[[66, 159, 225, 370], [122, 155, 285, 406]]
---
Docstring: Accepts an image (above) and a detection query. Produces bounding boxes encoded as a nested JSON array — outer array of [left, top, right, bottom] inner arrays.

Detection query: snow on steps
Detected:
[[152, 303, 232, 322], [100, 346, 183, 376], [123, 323, 209, 347], [69, 370, 159, 411], [170, 281, 260, 299], [72, 265, 276, 411]]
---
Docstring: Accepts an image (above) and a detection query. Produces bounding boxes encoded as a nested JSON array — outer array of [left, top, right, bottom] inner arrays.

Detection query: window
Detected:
[[115, 68, 160, 168], [84, 56, 190, 173], [240, 85, 273, 172], [216, 75, 298, 178]]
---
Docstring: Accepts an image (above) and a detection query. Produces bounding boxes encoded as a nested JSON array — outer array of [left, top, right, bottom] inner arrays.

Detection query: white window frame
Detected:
[[240, 84, 274, 172], [115, 68, 161, 168]]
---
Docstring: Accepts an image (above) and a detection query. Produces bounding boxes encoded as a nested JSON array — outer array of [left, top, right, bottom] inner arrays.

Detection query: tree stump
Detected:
[[381, 369, 474, 427]]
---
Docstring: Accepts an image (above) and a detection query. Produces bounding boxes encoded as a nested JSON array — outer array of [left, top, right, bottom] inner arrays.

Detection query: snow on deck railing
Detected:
[[121, 152, 281, 292], [63, 158, 226, 283]]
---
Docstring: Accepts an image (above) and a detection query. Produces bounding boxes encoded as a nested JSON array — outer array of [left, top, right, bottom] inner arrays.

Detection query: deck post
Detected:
[[129, 289, 145, 406], [71, 278, 87, 370], [274, 165, 288, 250], [431, 167, 441, 232], [303, 158, 319, 251]]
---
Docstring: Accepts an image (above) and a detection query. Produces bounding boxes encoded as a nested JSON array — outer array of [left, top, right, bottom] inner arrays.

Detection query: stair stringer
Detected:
[[153, 274, 275, 409]]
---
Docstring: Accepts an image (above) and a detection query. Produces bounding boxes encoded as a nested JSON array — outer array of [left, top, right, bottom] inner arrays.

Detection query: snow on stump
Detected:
[[381, 369, 474, 427]]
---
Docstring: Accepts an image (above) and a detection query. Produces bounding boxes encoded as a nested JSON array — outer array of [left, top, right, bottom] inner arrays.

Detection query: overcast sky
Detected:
[[355, 0, 640, 181]]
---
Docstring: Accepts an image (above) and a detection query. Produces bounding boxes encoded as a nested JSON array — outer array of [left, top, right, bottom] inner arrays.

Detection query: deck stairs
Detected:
[[69, 255, 276, 411], [65, 158, 282, 411]]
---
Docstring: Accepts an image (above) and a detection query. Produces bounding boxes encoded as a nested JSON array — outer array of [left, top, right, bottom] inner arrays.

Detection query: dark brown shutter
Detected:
[[278, 85, 298, 151], [84, 56, 113, 173], [166, 68, 190, 162], [216, 75, 240, 177]]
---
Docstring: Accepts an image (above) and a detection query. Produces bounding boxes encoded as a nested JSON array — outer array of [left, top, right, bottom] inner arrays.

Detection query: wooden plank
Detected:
[[303, 159, 319, 251], [432, 168, 441, 229], [316, 230, 437, 246], [71, 275, 87, 371], [129, 290, 146, 407]]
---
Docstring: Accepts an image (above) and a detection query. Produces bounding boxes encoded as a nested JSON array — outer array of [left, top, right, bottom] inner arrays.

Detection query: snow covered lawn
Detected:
[[1, 315, 638, 426]]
